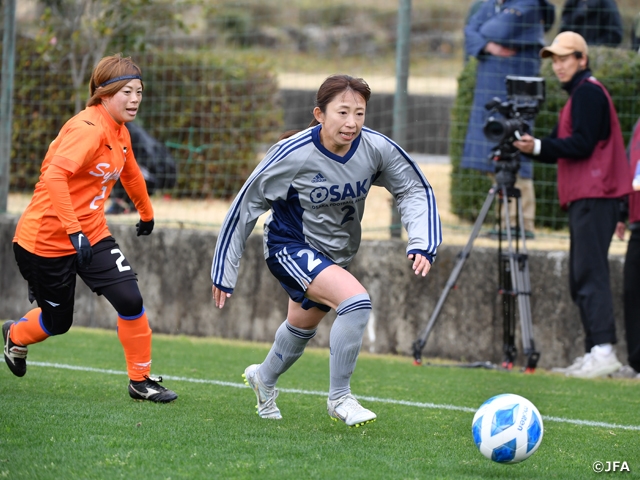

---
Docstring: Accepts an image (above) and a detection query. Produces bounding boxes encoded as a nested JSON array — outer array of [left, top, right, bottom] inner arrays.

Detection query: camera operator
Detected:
[[513, 31, 632, 378]]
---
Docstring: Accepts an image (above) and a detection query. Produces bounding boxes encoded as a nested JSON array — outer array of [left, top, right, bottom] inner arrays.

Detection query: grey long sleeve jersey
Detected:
[[211, 125, 442, 293]]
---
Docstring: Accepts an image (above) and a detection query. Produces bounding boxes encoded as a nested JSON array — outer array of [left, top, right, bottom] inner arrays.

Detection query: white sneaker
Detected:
[[567, 351, 622, 379], [608, 365, 640, 379], [327, 394, 376, 427], [551, 354, 588, 374], [242, 364, 282, 420]]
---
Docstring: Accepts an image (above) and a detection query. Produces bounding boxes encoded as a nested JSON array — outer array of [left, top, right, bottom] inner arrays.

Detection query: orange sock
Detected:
[[117, 310, 152, 382], [10, 308, 50, 346]]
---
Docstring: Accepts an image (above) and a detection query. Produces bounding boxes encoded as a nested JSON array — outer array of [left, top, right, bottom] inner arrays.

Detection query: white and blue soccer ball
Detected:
[[472, 393, 544, 464]]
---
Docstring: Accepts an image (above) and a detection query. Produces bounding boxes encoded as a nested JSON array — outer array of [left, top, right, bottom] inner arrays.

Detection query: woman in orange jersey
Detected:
[[3, 54, 177, 403]]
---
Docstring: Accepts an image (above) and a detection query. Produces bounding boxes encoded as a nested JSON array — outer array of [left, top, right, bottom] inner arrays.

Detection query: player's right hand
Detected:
[[69, 231, 93, 267], [513, 133, 536, 155], [212, 285, 231, 309]]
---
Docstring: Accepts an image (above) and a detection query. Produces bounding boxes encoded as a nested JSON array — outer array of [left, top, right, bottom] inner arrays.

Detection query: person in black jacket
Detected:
[[513, 31, 632, 378], [559, 0, 623, 47]]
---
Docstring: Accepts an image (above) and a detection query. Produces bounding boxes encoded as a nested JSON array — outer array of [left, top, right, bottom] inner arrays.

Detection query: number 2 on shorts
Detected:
[[111, 248, 131, 272], [297, 249, 322, 272]]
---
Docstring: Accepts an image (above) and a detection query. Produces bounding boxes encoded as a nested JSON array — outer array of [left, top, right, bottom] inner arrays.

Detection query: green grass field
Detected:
[[1, 327, 639, 479]]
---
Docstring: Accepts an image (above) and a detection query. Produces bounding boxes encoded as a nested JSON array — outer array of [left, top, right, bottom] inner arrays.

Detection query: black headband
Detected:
[[98, 74, 142, 88]]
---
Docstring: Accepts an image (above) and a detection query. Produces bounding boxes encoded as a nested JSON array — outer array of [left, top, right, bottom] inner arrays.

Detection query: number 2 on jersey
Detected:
[[90, 186, 107, 210], [341, 205, 356, 225]]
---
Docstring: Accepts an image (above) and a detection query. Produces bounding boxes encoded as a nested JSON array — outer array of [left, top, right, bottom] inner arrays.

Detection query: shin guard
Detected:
[[11, 308, 50, 346], [117, 309, 152, 381], [259, 320, 317, 388], [329, 293, 372, 401]]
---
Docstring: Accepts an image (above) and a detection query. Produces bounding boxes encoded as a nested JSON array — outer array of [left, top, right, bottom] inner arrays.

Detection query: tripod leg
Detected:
[[500, 188, 518, 369], [500, 254, 518, 369], [514, 193, 540, 372], [500, 188, 540, 371], [412, 186, 498, 365]]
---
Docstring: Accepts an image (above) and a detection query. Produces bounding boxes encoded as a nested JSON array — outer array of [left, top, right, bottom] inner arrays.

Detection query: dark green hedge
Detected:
[[450, 47, 640, 230], [8, 37, 282, 199], [135, 51, 282, 198], [9, 36, 77, 191]]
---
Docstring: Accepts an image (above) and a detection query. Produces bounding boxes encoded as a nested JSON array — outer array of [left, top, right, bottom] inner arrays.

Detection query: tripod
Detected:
[[412, 162, 540, 372]]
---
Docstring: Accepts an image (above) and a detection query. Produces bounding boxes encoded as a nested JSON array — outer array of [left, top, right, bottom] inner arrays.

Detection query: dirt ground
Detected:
[[6, 162, 630, 256]]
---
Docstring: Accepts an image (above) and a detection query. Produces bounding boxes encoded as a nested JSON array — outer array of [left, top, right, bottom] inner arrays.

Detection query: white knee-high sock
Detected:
[[259, 320, 316, 388], [329, 293, 372, 401]]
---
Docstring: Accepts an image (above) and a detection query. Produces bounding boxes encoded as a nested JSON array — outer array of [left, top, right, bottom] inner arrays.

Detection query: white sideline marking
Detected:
[[7, 360, 640, 432]]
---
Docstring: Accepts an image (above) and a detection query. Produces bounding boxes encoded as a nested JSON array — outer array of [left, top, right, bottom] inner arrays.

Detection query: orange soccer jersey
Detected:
[[14, 104, 153, 257]]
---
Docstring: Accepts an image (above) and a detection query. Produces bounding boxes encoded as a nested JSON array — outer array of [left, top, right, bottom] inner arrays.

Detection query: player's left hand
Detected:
[[408, 253, 432, 277], [136, 218, 154, 236]]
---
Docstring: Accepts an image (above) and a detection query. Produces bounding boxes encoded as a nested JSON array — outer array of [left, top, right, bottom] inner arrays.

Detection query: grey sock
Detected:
[[329, 293, 372, 401], [259, 320, 316, 388]]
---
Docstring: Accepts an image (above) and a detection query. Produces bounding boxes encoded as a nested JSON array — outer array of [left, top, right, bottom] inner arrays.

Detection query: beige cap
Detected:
[[540, 31, 588, 58]]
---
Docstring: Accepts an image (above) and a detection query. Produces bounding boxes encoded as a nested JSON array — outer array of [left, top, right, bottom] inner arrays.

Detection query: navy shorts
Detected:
[[13, 236, 137, 316], [265, 242, 334, 312]]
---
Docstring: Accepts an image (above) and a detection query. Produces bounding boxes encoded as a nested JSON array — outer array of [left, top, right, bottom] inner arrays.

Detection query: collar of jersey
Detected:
[[312, 124, 361, 164]]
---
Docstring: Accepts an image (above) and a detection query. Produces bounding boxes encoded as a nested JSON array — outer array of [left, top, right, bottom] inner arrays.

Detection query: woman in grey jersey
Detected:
[[211, 74, 442, 427]]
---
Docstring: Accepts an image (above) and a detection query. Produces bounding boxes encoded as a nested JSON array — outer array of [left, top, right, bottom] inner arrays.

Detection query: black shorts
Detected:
[[13, 236, 137, 316]]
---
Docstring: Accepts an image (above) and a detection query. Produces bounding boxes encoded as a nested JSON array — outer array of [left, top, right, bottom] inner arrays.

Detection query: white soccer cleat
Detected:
[[551, 354, 588, 374], [567, 351, 622, 379], [242, 364, 282, 420], [327, 393, 376, 427]]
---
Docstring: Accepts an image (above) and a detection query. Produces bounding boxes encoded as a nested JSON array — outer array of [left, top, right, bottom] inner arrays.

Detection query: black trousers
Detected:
[[568, 198, 619, 351], [623, 228, 640, 371]]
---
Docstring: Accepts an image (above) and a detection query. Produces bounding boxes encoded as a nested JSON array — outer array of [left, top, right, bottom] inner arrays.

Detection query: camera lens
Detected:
[[483, 118, 505, 143], [483, 116, 524, 144]]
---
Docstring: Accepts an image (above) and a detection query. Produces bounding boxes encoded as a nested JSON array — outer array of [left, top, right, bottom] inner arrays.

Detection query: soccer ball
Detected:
[[472, 393, 544, 464]]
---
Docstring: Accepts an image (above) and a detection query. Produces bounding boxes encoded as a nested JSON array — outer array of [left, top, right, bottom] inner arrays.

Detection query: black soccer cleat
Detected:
[[3, 321, 28, 377], [128, 375, 177, 403]]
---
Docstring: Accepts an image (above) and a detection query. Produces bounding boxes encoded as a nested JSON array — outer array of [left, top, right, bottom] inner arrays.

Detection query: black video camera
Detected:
[[482, 76, 545, 187]]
